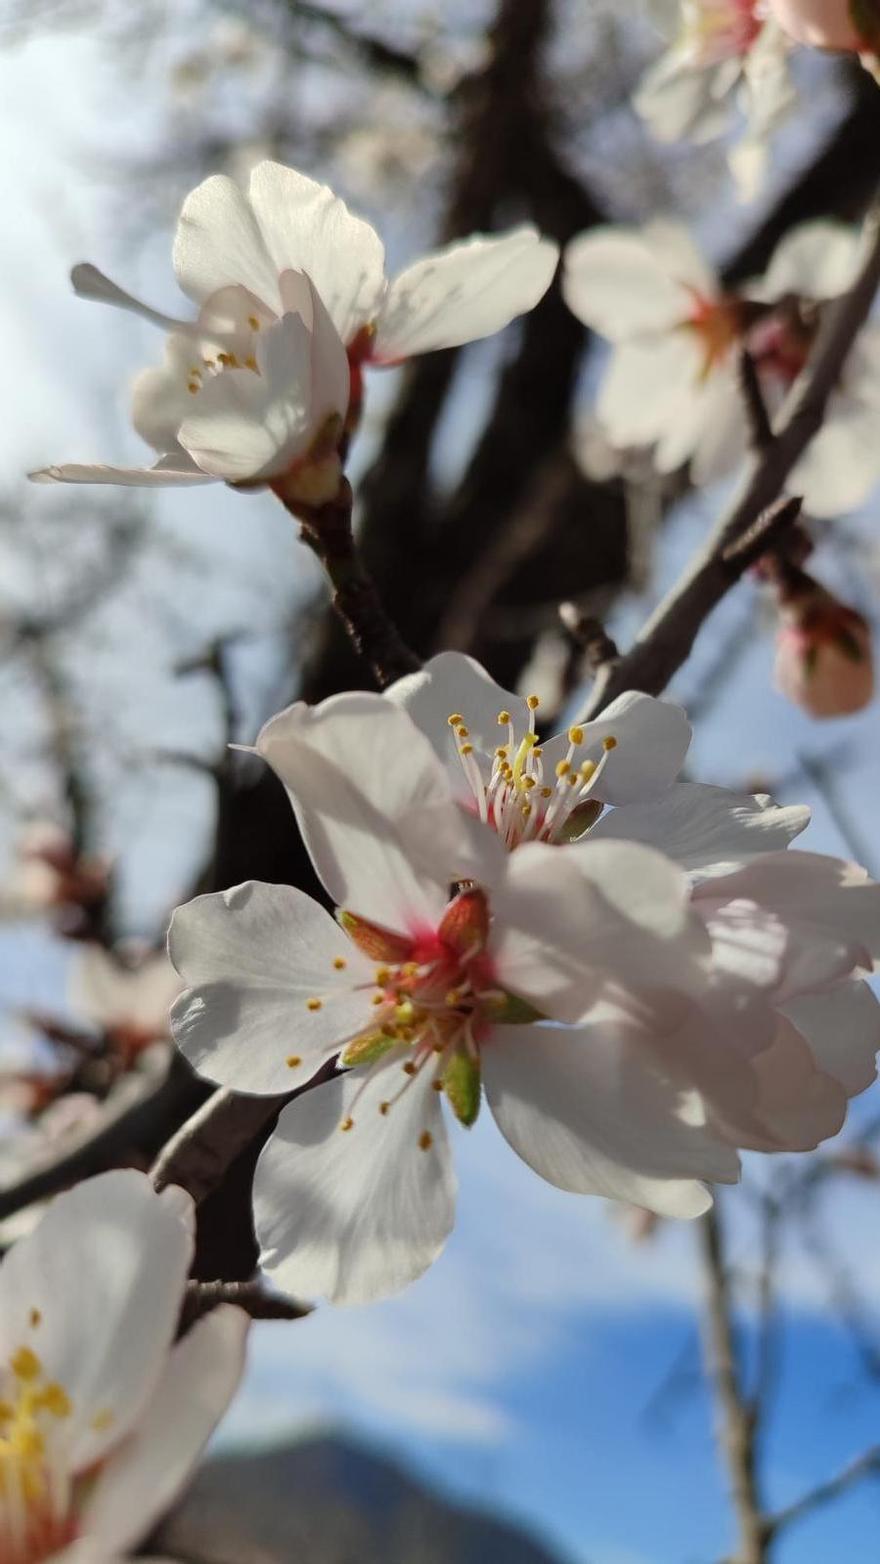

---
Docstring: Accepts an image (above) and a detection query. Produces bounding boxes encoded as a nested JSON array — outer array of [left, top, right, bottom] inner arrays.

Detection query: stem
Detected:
[[698, 1204, 769, 1564], [277, 478, 420, 689]]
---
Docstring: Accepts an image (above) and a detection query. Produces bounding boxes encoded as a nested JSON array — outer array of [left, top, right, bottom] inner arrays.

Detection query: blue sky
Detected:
[[3, 17, 880, 1564]]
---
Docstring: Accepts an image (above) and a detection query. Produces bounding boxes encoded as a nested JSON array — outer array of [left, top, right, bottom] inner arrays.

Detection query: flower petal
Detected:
[[254, 1056, 456, 1305], [256, 694, 501, 931], [597, 335, 703, 448], [374, 226, 558, 362], [0, 1171, 193, 1469], [173, 173, 280, 309], [28, 459, 213, 487], [71, 263, 200, 335], [168, 882, 375, 1094], [747, 220, 860, 303], [484, 1012, 736, 1215], [592, 783, 811, 876], [247, 162, 386, 344], [780, 981, 880, 1096], [562, 223, 709, 340], [79, 1305, 248, 1554], [729, 1017, 846, 1152], [568, 690, 692, 804]]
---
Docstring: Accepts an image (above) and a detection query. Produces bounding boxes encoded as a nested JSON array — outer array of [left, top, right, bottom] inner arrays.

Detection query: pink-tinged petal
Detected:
[[693, 851, 880, 995], [747, 221, 860, 303], [728, 1017, 846, 1152], [255, 1057, 456, 1305], [178, 312, 314, 482], [563, 223, 709, 340], [569, 691, 691, 804], [79, 1305, 248, 1555], [374, 226, 558, 362], [168, 883, 375, 1094], [0, 1171, 193, 1469], [173, 173, 279, 309], [780, 981, 880, 1096], [484, 1013, 737, 1214], [256, 694, 501, 932], [592, 783, 810, 877], [490, 839, 709, 1022], [28, 459, 214, 487], [247, 162, 386, 344]]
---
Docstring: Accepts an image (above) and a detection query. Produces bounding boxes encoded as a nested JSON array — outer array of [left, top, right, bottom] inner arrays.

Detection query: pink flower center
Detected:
[[682, 0, 763, 63], [684, 291, 743, 378]]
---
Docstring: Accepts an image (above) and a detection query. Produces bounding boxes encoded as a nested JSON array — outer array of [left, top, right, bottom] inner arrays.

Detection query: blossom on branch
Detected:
[[635, 1, 795, 195], [168, 678, 880, 1306], [29, 161, 558, 498], [772, 573, 875, 716], [562, 217, 880, 515], [0, 1170, 247, 1563]]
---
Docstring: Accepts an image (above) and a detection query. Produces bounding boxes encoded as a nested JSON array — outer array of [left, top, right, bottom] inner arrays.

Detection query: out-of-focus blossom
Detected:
[[768, 0, 879, 50], [562, 217, 880, 515], [0, 1170, 247, 1562], [773, 572, 874, 716], [0, 823, 107, 925], [634, 1, 795, 195], [168, 684, 880, 1306], [29, 162, 557, 499], [67, 947, 181, 1045]]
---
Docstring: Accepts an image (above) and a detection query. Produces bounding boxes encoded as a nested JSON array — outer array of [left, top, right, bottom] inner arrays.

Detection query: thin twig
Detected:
[[275, 479, 420, 689], [180, 1278, 311, 1330], [698, 1205, 769, 1564], [559, 601, 620, 673], [765, 1446, 880, 1539], [737, 349, 774, 452], [585, 198, 880, 717]]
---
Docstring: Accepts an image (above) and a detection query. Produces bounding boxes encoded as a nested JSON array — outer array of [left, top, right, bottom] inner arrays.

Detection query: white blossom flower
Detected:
[[562, 217, 880, 515], [634, 2, 796, 196], [0, 1169, 247, 1563], [168, 682, 880, 1305], [29, 161, 558, 498]]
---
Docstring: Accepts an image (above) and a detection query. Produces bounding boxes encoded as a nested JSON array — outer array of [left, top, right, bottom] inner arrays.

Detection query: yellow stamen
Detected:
[[419, 1131, 433, 1151], [603, 735, 618, 751], [306, 997, 322, 1011], [286, 1054, 302, 1068]]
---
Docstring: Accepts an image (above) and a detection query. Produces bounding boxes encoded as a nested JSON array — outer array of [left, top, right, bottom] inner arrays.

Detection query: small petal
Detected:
[[28, 458, 213, 488], [748, 220, 861, 303], [563, 223, 710, 340], [174, 172, 279, 310], [71, 263, 199, 336], [255, 1057, 456, 1305], [592, 783, 810, 877], [781, 981, 880, 1096], [374, 226, 558, 362]]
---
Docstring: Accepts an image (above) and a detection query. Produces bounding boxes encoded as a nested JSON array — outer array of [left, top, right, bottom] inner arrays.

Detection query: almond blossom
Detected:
[[562, 217, 880, 515], [29, 161, 558, 498], [0, 1169, 247, 1563], [168, 681, 880, 1306], [773, 578, 874, 716], [635, 1, 795, 195]]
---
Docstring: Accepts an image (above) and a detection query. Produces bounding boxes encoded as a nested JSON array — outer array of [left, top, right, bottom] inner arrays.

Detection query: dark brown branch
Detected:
[[558, 600, 620, 673], [151, 1087, 286, 1204], [698, 1206, 769, 1564], [585, 201, 880, 717], [276, 479, 420, 689], [180, 1278, 311, 1330], [737, 350, 773, 452]]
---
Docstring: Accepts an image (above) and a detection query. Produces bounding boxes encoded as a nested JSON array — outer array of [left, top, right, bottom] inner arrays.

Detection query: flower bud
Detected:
[[774, 578, 874, 717], [768, 0, 878, 50]]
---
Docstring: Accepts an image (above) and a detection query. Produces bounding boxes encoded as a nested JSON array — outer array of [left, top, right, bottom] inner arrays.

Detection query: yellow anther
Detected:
[[556, 760, 571, 778], [37, 1383, 71, 1418], [11, 1348, 40, 1382], [340, 1116, 354, 1132], [540, 786, 553, 798], [432, 1079, 444, 1092], [189, 366, 202, 377], [306, 997, 323, 1011], [520, 776, 536, 791], [603, 735, 618, 751], [580, 760, 597, 781], [247, 314, 260, 330], [460, 743, 474, 756], [456, 725, 469, 738], [187, 382, 199, 393], [333, 956, 347, 970], [402, 962, 420, 977], [372, 994, 385, 1007], [497, 710, 511, 725], [0, 1401, 13, 1421], [419, 1130, 433, 1151], [495, 746, 509, 759], [286, 1054, 302, 1068], [521, 802, 532, 817], [379, 1101, 390, 1115], [526, 695, 540, 710], [375, 966, 392, 986], [217, 352, 232, 365], [244, 354, 258, 371], [448, 713, 463, 726], [395, 999, 415, 1024], [445, 989, 462, 1006], [532, 746, 543, 758], [202, 356, 215, 368], [402, 1061, 417, 1076], [568, 725, 585, 745], [28, 1310, 41, 1329], [568, 774, 578, 787]]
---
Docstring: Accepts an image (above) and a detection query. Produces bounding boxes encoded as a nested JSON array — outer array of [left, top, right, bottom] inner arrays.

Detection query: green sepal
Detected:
[[340, 1030, 398, 1067], [443, 1049, 482, 1127], [481, 990, 546, 1025]]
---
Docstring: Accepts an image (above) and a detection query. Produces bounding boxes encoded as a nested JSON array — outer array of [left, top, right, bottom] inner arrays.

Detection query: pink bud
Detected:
[[774, 585, 874, 717], [767, 0, 876, 49]]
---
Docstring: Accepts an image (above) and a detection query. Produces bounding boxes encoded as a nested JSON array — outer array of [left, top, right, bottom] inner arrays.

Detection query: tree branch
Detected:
[[765, 1446, 880, 1540], [585, 199, 880, 717]]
